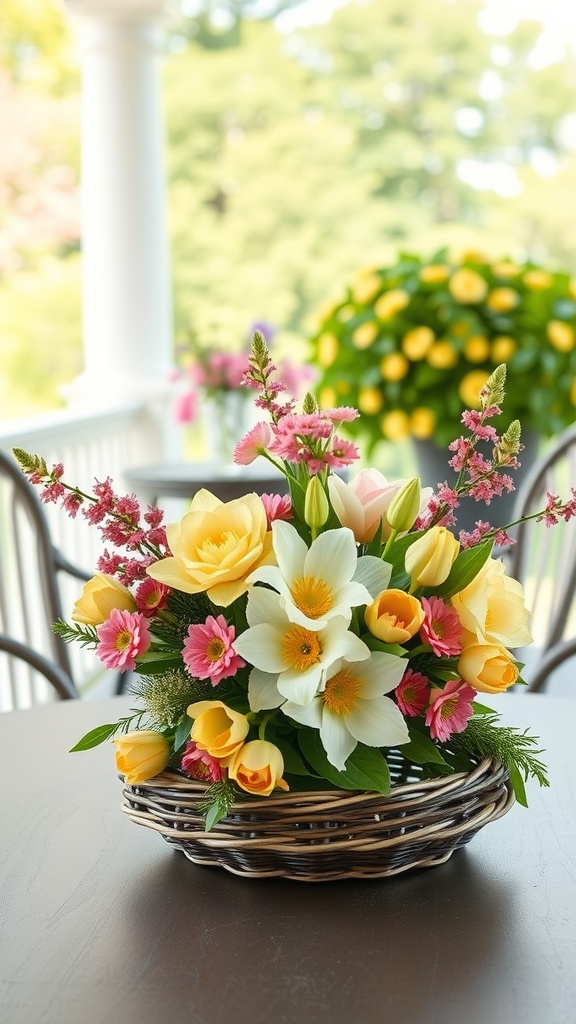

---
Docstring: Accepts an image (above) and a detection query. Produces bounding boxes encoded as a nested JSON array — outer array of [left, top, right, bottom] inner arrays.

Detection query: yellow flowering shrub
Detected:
[[310, 250, 576, 447]]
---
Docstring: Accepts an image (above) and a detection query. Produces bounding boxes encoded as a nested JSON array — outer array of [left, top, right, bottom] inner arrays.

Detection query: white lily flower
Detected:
[[283, 652, 409, 771], [246, 521, 373, 631], [233, 587, 370, 707]]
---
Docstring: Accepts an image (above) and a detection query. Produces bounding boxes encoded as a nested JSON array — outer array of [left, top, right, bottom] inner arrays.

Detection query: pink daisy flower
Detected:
[[419, 596, 463, 657], [182, 615, 246, 686], [396, 668, 430, 717], [181, 741, 224, 783], [260, 492, 292, 529], [96, 608, 152, 671], [425, 679, 477, 743], [233, 421, 273, 465], [134, 577, 170, 616]]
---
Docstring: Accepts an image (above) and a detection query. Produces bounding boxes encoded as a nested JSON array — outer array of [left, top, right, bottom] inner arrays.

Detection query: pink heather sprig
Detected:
[[242, 330, 296, 424], [13, 448, 169, 584]]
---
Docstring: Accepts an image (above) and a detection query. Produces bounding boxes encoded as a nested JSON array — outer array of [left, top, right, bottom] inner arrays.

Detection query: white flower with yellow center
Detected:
[[246, 521, 389, 631], [283, 652, 409, 770], [233, 586, 370, 708]]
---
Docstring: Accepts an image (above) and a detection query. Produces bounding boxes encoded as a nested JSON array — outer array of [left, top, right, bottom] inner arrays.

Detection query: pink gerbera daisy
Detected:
[[420, 596, 463, 657], [260, 492, 292, 529], [181, 741, 224, 783], [134, 577, 170, 616], [425, 679, 477, 742], [96, 608, 152, 671], [233, 422, 273, 465], [395, 668, 430, 717], [182, 615, 246, 686]]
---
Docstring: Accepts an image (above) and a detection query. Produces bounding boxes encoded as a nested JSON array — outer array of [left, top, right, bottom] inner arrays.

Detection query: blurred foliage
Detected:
[[1, 0, 576, 418]]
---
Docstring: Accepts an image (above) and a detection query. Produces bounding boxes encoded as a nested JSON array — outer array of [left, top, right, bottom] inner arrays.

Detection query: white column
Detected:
[[64, 0, 174, 412]]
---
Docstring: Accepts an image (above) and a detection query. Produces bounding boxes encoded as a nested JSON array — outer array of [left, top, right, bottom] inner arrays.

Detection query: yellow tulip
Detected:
[[458, 643, 519, 694], [449, 269, 488, 304], [365, 589, 425, 643], [381, 410, 410, 440], [401, 326, 435, 360], [405, 526, 460, 587], [187, 700, 249, 759], [72, 572, 135, 626], [458, 370, 490, 408], [486, 287, 519, 313], [352, 321, 379, 349], [547, 320, 575, 352], [374, 289, 410, 320], [147, 490, 275, 607], [380, 352, 409, 381], [227, 740, 289, 796], [113, 730, 170, 785]]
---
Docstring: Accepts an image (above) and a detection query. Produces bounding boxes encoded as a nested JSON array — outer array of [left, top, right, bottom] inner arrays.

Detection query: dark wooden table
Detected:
[[124, 460, 288, 505], [1, 693, 575, 1024]]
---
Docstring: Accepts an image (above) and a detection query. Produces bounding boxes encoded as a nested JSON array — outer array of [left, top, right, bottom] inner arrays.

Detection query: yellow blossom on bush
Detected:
[[352, 321, 379, 349], [492, 260, 520, 278], [449, 268, 488, 304], [459, 370, 489, 407], [381, 410, 410, 440], [227, 740, 289, 796], [317, 332, 339, 367], [318, 386, 338, 409], [374, 289, 410, 320], [419, 263, 449, 283], [358, 386, 383, 414], [427, 341, 458, 369], [72, 573, 136, 626], [463, 336, 490, 363], [548, 320, 575, 352], [491, 336, 517, 362], [402, 326, 435, 360], [486, 288, 519, 313], [380, 352, 409, 381], [410, 407, 436, 438], [523, 270, 552, 290], [352, 274, 381, 305], [113, 730, 170, 785]]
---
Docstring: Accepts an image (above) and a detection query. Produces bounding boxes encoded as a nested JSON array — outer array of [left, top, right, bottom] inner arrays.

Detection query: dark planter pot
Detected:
[[412, 429, 541, 537]]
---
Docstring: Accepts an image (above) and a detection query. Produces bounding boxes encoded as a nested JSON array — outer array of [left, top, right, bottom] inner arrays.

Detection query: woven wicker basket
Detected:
[[120, 754, 515, 882]]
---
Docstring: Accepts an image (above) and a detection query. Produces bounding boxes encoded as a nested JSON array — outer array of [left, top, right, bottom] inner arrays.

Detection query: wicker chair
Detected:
[[505, 423, 576, 687], [0, 634, 78, 706], [526, 637, 576, 694]]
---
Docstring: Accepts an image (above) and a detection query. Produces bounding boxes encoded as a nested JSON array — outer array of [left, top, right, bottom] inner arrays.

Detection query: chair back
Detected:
[[0, 634, 78, 704], [506, 424, 576, 680]]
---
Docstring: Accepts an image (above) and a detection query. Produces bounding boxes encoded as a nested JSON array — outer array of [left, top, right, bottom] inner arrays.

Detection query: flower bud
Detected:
[[385, 477, 421, 533], [113, 730, 170, 785], [187, 700, 249, 759], [405, 526, 459, 588], [227, 740, 289, 796], [304, 476, 329, 531], [365, 589, 425, 643], [458, 643, 519, 694]]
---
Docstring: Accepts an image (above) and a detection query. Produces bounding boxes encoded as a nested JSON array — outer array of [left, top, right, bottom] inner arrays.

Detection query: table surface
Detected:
[[1, 693, 575, 1024]]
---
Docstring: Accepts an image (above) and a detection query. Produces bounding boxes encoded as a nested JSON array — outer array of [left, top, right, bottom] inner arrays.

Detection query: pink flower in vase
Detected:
[[234, 421, 273, 465], [395, 668, 431, 717], [425, 679, 477, 742], [182, 615, 246, 686], [419, 596, 463, 657], [260, 492, 293, 528], [181, 741, 224, 783], [96, 608, 152, 670]]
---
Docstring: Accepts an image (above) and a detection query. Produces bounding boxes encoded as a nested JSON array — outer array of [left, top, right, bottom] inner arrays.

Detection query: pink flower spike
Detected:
[[181, 741, 224, 783], [396, 669, 430, 717], [425, 679, 477, 742], [260, 492, 292, 528], [96, 609, 152, 671], [182, 615, 246, 686], [234, 421, 273, 465], [420, 596, 463, 657]]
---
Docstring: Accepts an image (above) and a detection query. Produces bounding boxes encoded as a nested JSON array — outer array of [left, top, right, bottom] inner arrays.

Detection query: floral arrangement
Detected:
[[15, 333, 575, 829], [310, 250, 576, 448]]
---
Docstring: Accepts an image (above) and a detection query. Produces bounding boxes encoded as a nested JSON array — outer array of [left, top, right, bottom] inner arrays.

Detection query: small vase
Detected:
[[202, 391, 253, 465], [412, 429, 541, 536]]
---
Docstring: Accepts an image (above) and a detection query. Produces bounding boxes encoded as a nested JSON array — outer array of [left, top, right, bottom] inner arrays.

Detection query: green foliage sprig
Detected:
[[449, 713, 549, 807]]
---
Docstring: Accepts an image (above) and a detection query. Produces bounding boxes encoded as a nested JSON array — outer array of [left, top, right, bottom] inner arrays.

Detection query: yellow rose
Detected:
[[352, 321, 379, 349], [316, 332, 339, 367], [365, 588, 425, 643], [450, 557, 533, 648], [410, 407, 436, 439], [227, 740, 289, 796], [113, 730, 170, 785], [547, 320, 575, 352], [458, 643, 519, 694], [419, 264, 450, 284], [486, 287, 519, 313], [458, 370, 489, 408], [463, 335, 490, 363], [147, 490, 275, 606], [358, 386, 383, 414], [187, 700, 249, 759], [427, 341, 459, 369], [449, 269, 488, 304], [523, 269, 552, 290], [374, 289, 410, 320], [72, 572, 135, 626], [491, 335, 517, 362], [352, 273, 381, 305], [405, 526, 459, 587], [401, 326, 435, 360], [381, 410, 410, 440], [380, 352, 409, 381]]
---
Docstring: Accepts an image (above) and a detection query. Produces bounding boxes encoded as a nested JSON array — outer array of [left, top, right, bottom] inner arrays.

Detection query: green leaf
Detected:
[[363, 637, 407, 658], [472, 701, 496, 715], [273, 736, 311, 775], [69, 723, 118, 752], [299, 731, 390, 793], [401, 723, 450, 766], [135, 657, 182, 675], [431, 538, 493, 598], [204, 801, 227, 831], [172, 715, 192, 754], [508, 761, 528, 808]]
